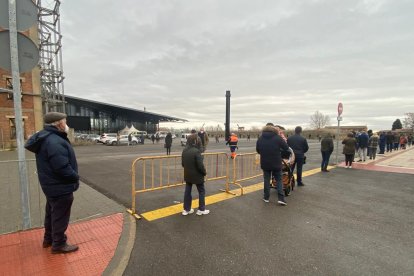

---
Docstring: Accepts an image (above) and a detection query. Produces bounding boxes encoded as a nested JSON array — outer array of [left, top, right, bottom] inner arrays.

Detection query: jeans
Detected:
[[379, 143, 385, 154], [387, 143, 393, 152], [321, 151, 332, 170], [183, 182, 206, 211], [263, 170, 284, 201], [369, 147, 377, 159], [44, 193, 74, 249], [291, 157, 304, 184], [358, 147, 367, 161]]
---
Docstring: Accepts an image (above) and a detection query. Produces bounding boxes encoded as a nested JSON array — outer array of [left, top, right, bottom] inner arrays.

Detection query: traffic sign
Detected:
[[0, 30, 39, 73], [0, 0, 38, 32], [338, 102, 343, 116]]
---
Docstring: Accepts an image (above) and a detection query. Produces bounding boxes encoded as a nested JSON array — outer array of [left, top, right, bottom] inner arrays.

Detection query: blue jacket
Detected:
[[256, 126, 289, 171], [287, 134, 309, 158], [25, 126, 79, 197], [357, 132, 369, 148]]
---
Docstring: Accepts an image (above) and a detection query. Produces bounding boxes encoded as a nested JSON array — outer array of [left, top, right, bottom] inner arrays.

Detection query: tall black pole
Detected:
[[225, 90, 231, 141]]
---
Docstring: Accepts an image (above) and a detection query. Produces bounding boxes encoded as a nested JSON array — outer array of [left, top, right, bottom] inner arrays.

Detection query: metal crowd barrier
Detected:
[[228, 153, 262, 196], [127, 152, 229, 219]]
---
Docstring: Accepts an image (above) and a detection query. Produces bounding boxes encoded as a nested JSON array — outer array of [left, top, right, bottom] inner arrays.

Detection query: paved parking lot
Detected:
[[73, 139, 414, 275]]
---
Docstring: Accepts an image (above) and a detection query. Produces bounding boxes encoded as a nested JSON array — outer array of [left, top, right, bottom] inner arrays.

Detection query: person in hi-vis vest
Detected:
[[226, 133, 239, 159]]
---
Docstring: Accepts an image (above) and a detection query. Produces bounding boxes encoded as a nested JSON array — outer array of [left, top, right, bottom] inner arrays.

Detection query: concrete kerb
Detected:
[[103, 212, 136, 276]]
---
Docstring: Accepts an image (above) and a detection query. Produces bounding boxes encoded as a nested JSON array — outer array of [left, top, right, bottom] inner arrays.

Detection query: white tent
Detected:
[[119, 125, 130, 135], [128, 125, 139, 133]]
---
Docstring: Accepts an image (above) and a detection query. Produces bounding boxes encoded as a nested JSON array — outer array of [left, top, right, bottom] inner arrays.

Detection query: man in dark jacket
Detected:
[[287, 126, 309, 186], [25, 112, 79, 254], [357, 131, 369, 162], [320, 133, 334, 172], [256, 123, 289, 205], [181, 134, 209, 216]]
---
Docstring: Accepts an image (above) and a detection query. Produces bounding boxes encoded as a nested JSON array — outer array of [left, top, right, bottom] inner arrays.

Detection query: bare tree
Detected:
[[310, 110, 330, 129], [403, 113, 414, 130]]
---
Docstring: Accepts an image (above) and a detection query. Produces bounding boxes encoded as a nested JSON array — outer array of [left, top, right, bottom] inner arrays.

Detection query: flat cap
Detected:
[[44, 112, 67, 124]]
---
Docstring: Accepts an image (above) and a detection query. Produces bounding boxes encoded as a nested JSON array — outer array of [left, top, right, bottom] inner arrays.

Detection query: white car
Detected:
[[99, 133, 117, 144], [180, 133, 192, 146], [105, 135, 139, 146]]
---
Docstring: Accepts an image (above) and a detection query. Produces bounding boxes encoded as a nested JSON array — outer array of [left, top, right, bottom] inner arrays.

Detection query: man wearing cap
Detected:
[[25, 112, 79, 254]]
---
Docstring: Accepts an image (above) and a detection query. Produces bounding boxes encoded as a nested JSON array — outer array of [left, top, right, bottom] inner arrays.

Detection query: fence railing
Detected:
[[128, 152, 230, 218], [128, 152, 267, 219]]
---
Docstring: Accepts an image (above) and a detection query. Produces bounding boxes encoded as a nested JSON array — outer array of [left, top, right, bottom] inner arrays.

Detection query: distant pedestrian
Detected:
[[357, 131, 369, 162], [393, 132, 400, 151], [181, 135, 209, 216], [408, 134, 413, 147], [342, 132, 357, 169], [386, 131, 394, 152], [320, 133, 334, 172], [226, 133, 239, 159], [378, 132, 386, 154], [117, 132, 121, 146], [128, 133, 132, 146], [400, 135, 407, 150], [25, 112, 79, 254], [197, 128, 209, 152], [165, 132, 173, 155], [156, 133, 160, 143], [256, 123, 289, 205], [247, 134, 250, 141], [287, 126, 309, 186], [140, 134, 145, 144], [369, 132, 379, 160], [151, 134, 155, 144], [215, 134, 219, 143]]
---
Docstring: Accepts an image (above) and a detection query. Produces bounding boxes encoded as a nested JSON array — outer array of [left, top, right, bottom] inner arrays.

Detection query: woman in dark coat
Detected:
[[342, 132, 357, 168], [165, 132, 173, 155]]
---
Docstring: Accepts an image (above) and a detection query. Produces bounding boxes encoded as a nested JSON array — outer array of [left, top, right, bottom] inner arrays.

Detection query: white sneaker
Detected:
[[349, 166, 352, 169], [263, 198, 269, 203], [182, 208, 194, 216], [277, 200, 287, 206], [196, 209, 210, 216]]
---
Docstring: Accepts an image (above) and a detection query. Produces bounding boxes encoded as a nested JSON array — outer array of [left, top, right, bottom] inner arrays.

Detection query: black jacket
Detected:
[[321, 137, 334, 152], [181, 145, 206, 184], [287, 134, 309, 158], [256, 126, 289, 171], [165, 133, 173, 147], [25, 126, 79, 197]]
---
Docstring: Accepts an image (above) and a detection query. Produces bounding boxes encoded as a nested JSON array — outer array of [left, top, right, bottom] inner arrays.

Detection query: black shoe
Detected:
[[297, 182, 305, 186], [324, 169, 330, 172], [42, 241, 52, 248], [51, 244, 79, 254]]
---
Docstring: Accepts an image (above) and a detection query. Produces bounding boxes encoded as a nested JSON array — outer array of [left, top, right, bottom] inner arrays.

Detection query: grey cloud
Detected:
[[60, 0, 414, 130]]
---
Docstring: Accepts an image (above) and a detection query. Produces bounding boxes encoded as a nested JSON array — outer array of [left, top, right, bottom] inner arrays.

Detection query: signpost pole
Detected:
[[336, 103, 343, 165], [9, 0, 31, 229]]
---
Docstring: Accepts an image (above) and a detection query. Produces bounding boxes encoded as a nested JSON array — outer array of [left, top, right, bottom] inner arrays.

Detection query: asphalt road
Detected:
[[73, 139, 414, 275]]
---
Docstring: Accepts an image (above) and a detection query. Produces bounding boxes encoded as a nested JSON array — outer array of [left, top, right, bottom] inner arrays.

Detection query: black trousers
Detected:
[[44, 193, 74, 249]]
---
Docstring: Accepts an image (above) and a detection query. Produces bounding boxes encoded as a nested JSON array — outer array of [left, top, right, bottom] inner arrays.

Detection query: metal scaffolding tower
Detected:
[[36, 0, 65, 113]]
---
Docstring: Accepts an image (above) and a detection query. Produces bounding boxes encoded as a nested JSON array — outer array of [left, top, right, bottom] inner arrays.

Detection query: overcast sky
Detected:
[[59, 0, 414, 130]]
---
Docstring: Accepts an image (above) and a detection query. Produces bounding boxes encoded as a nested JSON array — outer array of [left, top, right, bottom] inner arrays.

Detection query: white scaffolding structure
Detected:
[[36, 0, 65, 112]]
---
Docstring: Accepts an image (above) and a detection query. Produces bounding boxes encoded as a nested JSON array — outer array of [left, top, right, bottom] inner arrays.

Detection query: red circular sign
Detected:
[[338, 103, 343, 116]]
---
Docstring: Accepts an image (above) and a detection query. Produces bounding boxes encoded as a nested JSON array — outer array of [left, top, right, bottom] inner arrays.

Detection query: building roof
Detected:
[[65, 95, 187, 123]]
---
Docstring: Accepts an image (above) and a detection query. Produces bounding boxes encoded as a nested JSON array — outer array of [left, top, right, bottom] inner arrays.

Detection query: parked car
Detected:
[[86, 134, 100, 143], [180, 133, 192, 146], [99, 133, 117, 144], [105, 135, 140, 146]]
